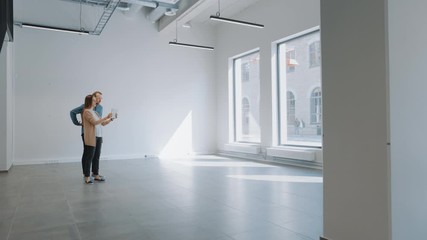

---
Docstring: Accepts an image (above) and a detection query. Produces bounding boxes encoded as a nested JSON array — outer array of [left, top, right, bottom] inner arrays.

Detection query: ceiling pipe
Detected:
[[60, 0, 160, 8], [59, 0, 179, 24], [117, 2, 131, 11], [60, 0, 111, 6], [123, 0, 158, 8], [147, 7, 168, 23]]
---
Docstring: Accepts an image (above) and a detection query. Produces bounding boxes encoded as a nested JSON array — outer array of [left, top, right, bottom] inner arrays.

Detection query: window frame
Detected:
[[273, 26, 322, 148], [229, 48, 261, 144]]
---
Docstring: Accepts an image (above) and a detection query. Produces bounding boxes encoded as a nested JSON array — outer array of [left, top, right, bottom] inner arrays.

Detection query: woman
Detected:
[[81, 94, 112, 184]]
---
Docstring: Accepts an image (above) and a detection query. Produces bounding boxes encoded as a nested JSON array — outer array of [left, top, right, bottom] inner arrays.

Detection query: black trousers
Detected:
[[81, 136, 103, 177]]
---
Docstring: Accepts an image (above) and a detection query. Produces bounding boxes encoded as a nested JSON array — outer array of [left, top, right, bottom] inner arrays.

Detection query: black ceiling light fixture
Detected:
[[209, 0, 264, 29], [169, 20, 214, 51], [17, 23, 90, 35], [169, 41, 214, 50], [16, 0, 89, 35]]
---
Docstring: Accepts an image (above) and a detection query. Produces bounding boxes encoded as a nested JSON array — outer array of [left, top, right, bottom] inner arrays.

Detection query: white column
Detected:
[[321, 0, 390, 239], [0, 40, 14, 171]]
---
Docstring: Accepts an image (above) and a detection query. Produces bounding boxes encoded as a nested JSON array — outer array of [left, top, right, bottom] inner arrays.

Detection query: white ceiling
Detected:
[[186, 0, 261, 25], [13, 0, 262, 32], [159, 0, 261, 32]]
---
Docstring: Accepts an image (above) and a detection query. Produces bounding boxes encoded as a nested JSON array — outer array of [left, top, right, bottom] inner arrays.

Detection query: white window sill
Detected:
[[224, 143, 261, 154]]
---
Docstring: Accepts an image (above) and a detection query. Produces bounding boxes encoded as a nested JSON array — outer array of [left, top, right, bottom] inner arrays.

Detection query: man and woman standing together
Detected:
[[70, 91, 114, 184]]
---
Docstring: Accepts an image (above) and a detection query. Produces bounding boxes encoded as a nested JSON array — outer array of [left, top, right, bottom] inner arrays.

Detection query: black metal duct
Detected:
[[0, 0, 13, 52]]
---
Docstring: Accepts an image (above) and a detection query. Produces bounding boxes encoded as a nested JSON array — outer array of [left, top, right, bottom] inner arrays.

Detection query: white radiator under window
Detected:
[[267, 147, 316, 161], [224, 143, 260, 154]]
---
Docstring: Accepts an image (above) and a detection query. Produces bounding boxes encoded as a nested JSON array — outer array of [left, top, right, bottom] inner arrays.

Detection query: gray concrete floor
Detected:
[[0, 155, 323, 240]]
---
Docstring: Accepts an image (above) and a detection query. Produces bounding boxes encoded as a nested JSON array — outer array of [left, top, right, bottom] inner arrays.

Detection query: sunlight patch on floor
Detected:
[[173, 161, 276, 168], [227, 174, 323, 183]]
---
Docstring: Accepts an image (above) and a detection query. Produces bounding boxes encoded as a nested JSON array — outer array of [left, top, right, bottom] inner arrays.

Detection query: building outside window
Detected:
[[233, 50, 261, 143], [242, 97, 250, 135], [309, 41, 321, 68], [242, 63, 250, 82], [286, 49, 297, 73], [310, 87, 322, 124], [277, 28, 322, 147], [287, 91, 296, 123]]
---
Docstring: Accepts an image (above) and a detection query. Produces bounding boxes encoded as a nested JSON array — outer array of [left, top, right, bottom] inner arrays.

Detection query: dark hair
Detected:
[[92, 91, 102, 97], [84, 95, 94, 109]]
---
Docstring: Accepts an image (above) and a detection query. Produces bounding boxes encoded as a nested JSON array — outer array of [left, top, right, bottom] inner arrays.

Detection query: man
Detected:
[[70, 91, 103, 132], [70, 91, 106, 181]]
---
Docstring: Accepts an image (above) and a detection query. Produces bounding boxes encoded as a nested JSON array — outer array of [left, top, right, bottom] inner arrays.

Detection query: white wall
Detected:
[[215, 0, 320, 154], [389, 1, 427, 239], [0, 40, 14, 171], [13, 10, 217, 164], [321, 1, 390, 239]]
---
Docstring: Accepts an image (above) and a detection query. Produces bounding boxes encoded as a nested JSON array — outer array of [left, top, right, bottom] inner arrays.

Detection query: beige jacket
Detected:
[[82, 109, 105, 147]]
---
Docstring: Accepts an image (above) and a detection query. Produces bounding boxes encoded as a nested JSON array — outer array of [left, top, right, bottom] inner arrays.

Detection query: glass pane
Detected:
[[278, 30, 322, 147], [234, 51, 261, 143]]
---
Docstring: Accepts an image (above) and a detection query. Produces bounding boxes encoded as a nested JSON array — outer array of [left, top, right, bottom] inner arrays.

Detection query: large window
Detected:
[[233, 50, 261, 143], [277, 28, 322, 147]]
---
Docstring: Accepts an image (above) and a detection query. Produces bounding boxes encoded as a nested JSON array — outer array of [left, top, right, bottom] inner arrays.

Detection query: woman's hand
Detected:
[[102, 118, 112, 126]]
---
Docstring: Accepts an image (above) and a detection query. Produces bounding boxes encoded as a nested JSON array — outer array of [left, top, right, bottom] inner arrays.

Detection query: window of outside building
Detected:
[[287, 91, 296, 123], [242, 98, 250, 135], [286, 49, 297, 73], [277, 28, 322, 147], [310, 87, 322, 124], [309, 41, 321, 68], [232, 50, 261, 143], [242, 63, 250, 82]]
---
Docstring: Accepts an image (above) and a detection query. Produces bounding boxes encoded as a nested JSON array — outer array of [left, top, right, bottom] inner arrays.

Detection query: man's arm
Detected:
[[70, 104, 84, 126], [95, 104, 103, 117]]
